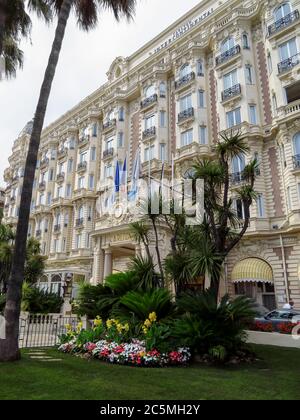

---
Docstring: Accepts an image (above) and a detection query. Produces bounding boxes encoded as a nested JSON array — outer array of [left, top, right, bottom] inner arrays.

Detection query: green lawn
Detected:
[[0, 345, 299, 400]]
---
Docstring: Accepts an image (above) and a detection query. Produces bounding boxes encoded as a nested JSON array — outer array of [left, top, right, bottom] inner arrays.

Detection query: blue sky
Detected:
[[0, 0, 201, 186]]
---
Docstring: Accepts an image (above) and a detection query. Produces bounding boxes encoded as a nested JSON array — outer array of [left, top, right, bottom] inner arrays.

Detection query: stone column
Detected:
[[92, 238, 105, 284], [103, 248, 113, 281]]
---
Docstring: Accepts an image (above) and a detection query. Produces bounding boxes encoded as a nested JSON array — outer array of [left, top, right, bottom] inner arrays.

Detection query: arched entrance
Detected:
[[231, 258, 276, 311]]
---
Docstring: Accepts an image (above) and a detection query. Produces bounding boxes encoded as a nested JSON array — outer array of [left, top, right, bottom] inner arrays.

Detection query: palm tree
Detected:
[[0, 0, 137, 362], [192, 131, 258, 298]]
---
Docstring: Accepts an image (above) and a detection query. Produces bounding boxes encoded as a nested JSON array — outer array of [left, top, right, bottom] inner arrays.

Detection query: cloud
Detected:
[[0, 0, 200, 186]]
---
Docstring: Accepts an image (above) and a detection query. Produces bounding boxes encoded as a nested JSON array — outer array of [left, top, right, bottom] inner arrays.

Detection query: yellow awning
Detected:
[[231, 258, 273, 284]]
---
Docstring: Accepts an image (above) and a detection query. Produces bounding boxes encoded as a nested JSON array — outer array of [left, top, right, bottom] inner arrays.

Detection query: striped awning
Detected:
[[231, 258, 273, 284]]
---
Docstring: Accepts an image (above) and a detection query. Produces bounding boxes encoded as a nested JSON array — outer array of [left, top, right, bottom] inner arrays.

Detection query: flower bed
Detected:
[[58, 314, 191, 368], [249, 321, 300, 335]]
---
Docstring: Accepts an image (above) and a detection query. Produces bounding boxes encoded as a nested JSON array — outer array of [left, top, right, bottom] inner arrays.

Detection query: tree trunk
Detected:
[[0, 0, 73, 363], [151, 220, 164, 287], [0, 0, 7, 56]]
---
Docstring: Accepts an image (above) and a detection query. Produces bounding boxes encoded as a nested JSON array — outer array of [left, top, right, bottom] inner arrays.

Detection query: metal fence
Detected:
[[19, 314, 78, 349]]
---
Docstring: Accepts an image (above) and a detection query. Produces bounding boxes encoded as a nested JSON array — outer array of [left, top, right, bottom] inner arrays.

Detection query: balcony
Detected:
[[216, 45, 241, 67], [141, 94, 158, 110], [76, 218, 84, 228], [221, 84, 242, 102], [103, 119, 117, 132], [142, 126, 156, 140], [178, 107, 194, 124], [231, 172, 246, 185], [278, 53, 300, 74], [175, 72, 195, 90], [56, 172, 65, 183], [268, 10, 300, 37], [40, 158, 49, 169], [103, 148, 114, 160], [53, 224, 61, 233], [293, 155, 300, 170], [77, 161, 87, 172], [57, 148, 67, 159], [79, 134, 90, 146], [38, 181, 46, 191]]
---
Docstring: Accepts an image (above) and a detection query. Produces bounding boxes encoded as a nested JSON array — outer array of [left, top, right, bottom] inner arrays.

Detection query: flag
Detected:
[[115, 160, 120, 193], [128, 149, 141, 201], [120, 156, 127, 189]]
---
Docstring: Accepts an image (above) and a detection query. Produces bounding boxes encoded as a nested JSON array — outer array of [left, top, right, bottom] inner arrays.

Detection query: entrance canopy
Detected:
[[231, 258, 273, 284]]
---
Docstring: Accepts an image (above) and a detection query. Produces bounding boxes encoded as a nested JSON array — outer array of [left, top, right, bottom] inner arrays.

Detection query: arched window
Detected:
[[242, 33, 250, 49], [145, 85, 156, 98], [159, 82, 166, 98], [51, 275, 62, 296], [232, 154, 246, 174], [293, 132, 300, 156], [221, 37, 235, 53], [180, 63, 192, 79], [39, 275, 49, 292], [275, 2, 292, 21]]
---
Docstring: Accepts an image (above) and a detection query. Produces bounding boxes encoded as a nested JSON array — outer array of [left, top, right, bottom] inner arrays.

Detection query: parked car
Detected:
[[255, 310, 300, 328]]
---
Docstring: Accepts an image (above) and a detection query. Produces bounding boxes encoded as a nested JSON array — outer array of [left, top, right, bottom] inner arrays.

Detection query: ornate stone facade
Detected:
[[3, 0, 300, 310]]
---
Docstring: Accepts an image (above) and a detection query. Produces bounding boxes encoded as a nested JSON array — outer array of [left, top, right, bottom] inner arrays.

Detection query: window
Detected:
[[272, 93, 278, 114], [62, 238, 66, 252], [79, 151, 87, 163], [275, 3, 292, 21], [181, 129, 193, 147], [232, 154, 246, 174], [90, 147, 96, 161], [66, 184, 72, 198], [53, 239, 58, 253], [145, 85, 156, 98], [78, 206, 84, 220], [242, 33, 250, 49], [88, 174, 95, 189], [145, 114, 155, 130], [106, 137, 114, 150], [39, 193, 45, 206], [88, 206, 92, 221], [197, 59, 204, 76], [78, 176, 85, 189], [226, 108, 242, 128], [118, 107, 125, 121], [92, 123, 98, 137], [55, 212, 61, 226], [198, 90, 205, 108], [267, 52, 273, 74], [160, 111, 166, 127], [76, 234, 82, 249], [159, 144, 166, 162], [64, 213, 69, 227], [49, 169, 54, 181], [257, 195, 265, 218], [47, 192, 52, 205], [144, 145, 155, 161], [199, 126, 208, 145], [159, 82, 167, 97], [223, 69, 238, 90], [297, 183, 300, 201], [221, 37, 235, 53], [50, 149, 56, 160], [279, 38, 297, 61], [234, 199, 245, 220], [68, 137, 75, 149], [180, 94, 192, 112], [245, 65, 253, 84], [293, 132, 300, 155], [58, 162, 64, 175], [180, 63, 191, 78], [249, 105, 258, 124], [118, 132, 124, 148], [104, 165, 113, 178], [57, 186, 63, 198]]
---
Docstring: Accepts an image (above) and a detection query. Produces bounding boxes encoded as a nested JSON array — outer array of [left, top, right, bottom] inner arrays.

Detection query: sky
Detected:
[[0, 0, 201, 186]]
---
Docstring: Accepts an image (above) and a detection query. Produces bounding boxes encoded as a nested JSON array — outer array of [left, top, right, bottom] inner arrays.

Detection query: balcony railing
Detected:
[[293, 155, 300, 170], [53, 224, 61, 233], [103, 148, 114, 159], [221, 84, 241, 101], [143, 126, 156, 139], [268, 10, 300, 36], [278, 53, 300, 74], [76, 218, 84, 227], [175, 72, 195, 90], [56, 173, 65, 183], [216, 45, 241, 66], [231, 172, 246, 185], [141, 94, 158, 109], [103, 119, 117, 131], [178, 107, 194, 123], [77, 161, 87, 172], [79, 135, 90, 145]]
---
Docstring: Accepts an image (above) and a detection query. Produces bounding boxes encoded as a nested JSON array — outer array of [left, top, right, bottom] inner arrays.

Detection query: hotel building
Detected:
[[3, 0, 300, 310]]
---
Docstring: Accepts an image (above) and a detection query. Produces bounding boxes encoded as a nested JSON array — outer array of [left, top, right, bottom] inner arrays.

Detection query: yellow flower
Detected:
[[124, 323, 130, 332], [94, 316, 102, 327], [106, 319, 114, 329], [149, 312, 157, 323], [65, 324, 72, 331], [139, 351, 146, 357], [76, 322, 83, 333], [142, 326, 148, 335], [116, 324, 123, 334], [144, 319, 152, 328]]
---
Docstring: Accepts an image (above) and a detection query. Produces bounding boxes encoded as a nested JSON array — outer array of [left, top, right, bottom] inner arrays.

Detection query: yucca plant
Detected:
[[129, 256, 161, 290]]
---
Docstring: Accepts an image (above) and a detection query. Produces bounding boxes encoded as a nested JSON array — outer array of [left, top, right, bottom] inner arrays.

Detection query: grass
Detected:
[[0, 345, 299, 400]]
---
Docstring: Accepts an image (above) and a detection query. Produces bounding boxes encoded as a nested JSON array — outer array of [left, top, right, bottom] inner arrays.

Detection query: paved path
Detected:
[[26, 349, 62, 362]]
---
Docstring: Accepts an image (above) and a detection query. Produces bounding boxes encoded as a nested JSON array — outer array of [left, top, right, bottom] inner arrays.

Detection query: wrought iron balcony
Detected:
[[216, 45, 241, 66], [293, 155, 300, 170], [38, 181, 46, 191], [77, 161, 87, 172], [79, 134, 90, 145], [103, 148, 114, 159], [231, 172, 246, 185], [143, 126, 156, 140], [278, 53, 300, 74], [175, 72, 195, 90], [141, 94, 158, 109], [221, 84, 241, 101], [178, 107, 194, 123], [103, 119, 117, 131], [76, 218, 84, 227], [56, 173, 65, 183], [268, 10, 300, 36], [53, 224, 61, 233]]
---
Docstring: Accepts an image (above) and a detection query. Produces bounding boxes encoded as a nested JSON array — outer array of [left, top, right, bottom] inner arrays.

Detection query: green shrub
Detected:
[[21, 283, 63, 314], [0, 293, 5, 313]]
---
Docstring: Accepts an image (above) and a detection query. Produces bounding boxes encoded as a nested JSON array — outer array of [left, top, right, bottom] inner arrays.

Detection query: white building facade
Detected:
[[3, 0, 300, 310]]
